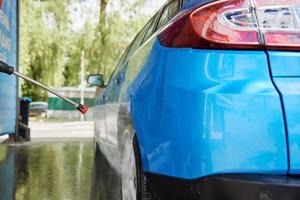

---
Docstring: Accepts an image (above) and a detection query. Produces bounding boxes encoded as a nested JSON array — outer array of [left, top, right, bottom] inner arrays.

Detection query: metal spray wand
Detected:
[[0, 61, 89, 114]]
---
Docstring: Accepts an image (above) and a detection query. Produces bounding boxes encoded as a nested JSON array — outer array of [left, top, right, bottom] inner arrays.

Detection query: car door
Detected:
[[94, 18, 156, 166], [94, 48, 130, 151], [102, 18, 156, 147], [102, 62, 129, 148]]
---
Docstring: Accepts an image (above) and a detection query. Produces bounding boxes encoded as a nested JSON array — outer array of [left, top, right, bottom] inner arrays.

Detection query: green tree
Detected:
[[64, 0, 152, 85], [20, 0, 69, 100], [21, 0, 157, 100]]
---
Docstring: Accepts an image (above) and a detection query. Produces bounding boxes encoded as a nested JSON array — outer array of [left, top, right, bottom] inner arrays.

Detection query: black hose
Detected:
[[0, 60, 14, 75]]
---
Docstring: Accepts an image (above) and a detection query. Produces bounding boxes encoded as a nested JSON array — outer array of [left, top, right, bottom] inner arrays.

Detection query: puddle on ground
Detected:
[[0, 140, 121, 200]]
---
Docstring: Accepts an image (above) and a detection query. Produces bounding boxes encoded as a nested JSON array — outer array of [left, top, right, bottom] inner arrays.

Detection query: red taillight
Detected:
[[159, 0, 300, 50], [255, 0, 300, 50], [191, 0, 260, 47]]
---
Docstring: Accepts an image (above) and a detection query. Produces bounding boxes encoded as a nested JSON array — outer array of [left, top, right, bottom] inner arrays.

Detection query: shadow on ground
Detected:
[[0, 139, 121, 200]]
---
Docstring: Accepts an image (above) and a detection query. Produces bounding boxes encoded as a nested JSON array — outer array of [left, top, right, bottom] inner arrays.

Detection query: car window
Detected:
[[126, 20, 152, 58], [107, 18, 152, 84], [143, 12, 160, 43], [126, 32, 143, 59], [107, 46, 130, 83], [107, 1, 181, 85], [156, 0, 181, 31]]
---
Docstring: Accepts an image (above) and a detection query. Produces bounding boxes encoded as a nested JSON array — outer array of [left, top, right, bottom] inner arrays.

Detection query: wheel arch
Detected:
[[117, 104, 144, 168]]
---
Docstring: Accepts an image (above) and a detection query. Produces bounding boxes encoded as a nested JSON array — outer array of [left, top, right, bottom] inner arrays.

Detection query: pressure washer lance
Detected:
[[0, 60, 89, 114]]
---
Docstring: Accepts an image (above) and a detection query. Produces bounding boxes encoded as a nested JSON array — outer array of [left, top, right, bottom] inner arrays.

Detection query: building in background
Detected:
[[47, 87, 96, 120]]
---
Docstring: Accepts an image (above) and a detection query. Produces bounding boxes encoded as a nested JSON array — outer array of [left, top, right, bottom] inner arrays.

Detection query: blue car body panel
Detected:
[[94, 0, 296, 181], [269, 52, 300, 77], [129, 40, 287, 179], [269, 51, 300, 175]]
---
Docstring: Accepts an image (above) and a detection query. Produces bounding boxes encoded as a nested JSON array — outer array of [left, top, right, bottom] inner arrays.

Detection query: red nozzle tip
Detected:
[[78, 104, 89, 114]]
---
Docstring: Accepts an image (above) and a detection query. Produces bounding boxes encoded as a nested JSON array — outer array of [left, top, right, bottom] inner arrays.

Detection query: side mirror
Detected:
[[87, 74, 105, 88]]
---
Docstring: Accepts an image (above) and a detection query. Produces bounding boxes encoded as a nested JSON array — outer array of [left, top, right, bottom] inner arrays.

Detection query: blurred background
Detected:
[[0, 1, 166, 200], [19, 0, 163, 121]]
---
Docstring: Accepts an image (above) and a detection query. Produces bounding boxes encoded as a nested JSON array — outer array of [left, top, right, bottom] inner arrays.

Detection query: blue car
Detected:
[[88, 0, 300, 199]]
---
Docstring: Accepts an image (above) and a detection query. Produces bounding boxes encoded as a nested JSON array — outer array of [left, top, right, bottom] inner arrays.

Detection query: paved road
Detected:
[[0, 120, 94, 142], [0, 139, 121, 200], [0, 120, 122, 200], [29, 120, 94, 139]]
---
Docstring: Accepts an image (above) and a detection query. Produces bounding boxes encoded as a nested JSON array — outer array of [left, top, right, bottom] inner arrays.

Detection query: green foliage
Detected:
[[20, 0, 69, 100], [63, 0, 151, 85], [21, 0, 154, 100]]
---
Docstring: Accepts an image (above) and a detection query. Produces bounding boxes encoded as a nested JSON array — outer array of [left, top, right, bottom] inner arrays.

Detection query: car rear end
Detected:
[[133, 0, 300, 199]]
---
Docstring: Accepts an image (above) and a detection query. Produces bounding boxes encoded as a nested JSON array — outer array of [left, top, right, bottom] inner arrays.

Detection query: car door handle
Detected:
[[115, 73, 124, 85], [114, 79, 120, 85], [102, 94, 107, 101]]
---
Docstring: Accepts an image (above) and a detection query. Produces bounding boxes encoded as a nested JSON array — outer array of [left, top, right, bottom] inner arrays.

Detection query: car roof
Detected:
[[182, 0, 214, 9]]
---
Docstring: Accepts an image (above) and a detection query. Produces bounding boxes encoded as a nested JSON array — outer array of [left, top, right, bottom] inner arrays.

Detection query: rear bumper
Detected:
[[146, 173, 300, 200]]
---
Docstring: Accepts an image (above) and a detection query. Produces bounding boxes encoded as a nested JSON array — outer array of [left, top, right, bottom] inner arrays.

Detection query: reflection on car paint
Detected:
[[273, 78, 300, 174], [94, 37, 288, 180], [268, 51, 300, 175], [0, 145, 14, 200], [0, 141, 108, 200], [92, 38, 157, 173], [130, 44, 287, 179]]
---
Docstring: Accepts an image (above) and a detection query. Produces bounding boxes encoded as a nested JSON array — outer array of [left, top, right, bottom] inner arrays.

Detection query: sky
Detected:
[[69, 0, 165, 31]]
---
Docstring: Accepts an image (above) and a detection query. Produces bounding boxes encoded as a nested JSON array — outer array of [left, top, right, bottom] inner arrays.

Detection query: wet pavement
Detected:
[[0, 139, 122, 200]]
